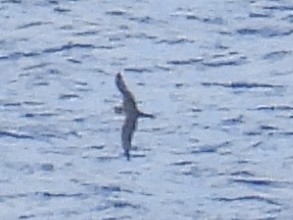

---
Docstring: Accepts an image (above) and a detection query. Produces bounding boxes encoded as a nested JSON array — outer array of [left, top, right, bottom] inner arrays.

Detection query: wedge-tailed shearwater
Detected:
[[115, 73, 154, 160]]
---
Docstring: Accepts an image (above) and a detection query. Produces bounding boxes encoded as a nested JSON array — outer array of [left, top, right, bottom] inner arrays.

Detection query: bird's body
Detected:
[[115, 73, 154, 160]]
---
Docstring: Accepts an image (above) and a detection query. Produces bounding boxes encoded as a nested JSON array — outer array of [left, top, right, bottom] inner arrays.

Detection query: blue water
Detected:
[[1, 0, 293, 219]]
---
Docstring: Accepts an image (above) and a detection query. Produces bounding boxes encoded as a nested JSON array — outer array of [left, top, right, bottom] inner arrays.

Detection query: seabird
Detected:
[[115, 73, 154, 160]]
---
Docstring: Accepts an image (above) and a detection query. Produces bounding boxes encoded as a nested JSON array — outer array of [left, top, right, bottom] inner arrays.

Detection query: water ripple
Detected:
[[253, 105, 293, 111], [59, 94, 80, 100], [23, 112, 58, 118], [191, 141, 231, 154], [231, 177, 284, 187], [0, 51, 40, 61], [221, 115, 244, 126], [39, 192, 84, 198], [201, 17, 224, 25], [0, 130, 33, 139], [171, 161, 193, 166], [237, 27, 293, 37], [19, 214, 35, 219], [202, 82, 282, 89], [214, 195, 280, 206], [156, 37, 195, 45], [124, 67, 152, 73], [263, 50, 292, 61], [249, 12, 271, 18], [106, 9, 129, 16], [167, 57, 203, 65], [54, 7, 71, 13], [109, 199, 140, 209], [43, 43, 95, 54], [1, 0, 21, 4], [263, 5, 293, 12], [17, 21, 50, 30], [129, 15, 155, 24], [202, 55, 247, 67]]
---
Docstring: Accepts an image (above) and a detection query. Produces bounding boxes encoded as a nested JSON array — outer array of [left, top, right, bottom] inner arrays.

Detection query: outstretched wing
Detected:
[[115, 73, 139, 117], [121, 115, 137, 160]]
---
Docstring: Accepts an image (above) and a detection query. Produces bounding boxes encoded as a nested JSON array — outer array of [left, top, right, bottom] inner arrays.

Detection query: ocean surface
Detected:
[[1, 0, 293, 219]]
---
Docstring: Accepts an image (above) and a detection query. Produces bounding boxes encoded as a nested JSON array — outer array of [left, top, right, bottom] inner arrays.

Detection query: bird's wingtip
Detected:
[[116, 72, 122, 79]]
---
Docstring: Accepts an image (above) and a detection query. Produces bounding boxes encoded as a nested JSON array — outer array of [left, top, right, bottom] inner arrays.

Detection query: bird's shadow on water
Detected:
[[120, 149, 148, 161], [81, 146, 148, 162]]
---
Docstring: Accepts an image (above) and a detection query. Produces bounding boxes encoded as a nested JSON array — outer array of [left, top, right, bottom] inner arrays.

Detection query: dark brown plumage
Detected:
[[115, 73, 154, 160]]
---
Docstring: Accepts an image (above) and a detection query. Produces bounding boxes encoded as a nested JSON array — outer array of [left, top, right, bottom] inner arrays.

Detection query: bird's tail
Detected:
[[139, 111, 155, 119]]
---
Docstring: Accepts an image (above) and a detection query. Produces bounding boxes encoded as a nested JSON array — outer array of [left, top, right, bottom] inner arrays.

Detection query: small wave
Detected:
[[262, 50, 292, 61], [277, 131, 293, 136], [23, 112, 58, 118], [3, 102, 22, 107], [82, 183, 133, 195], [73, 117, 85, 123], [43, 43, 95, 54], [54, 7, 71, 13], [105, 9, 129, 16], [253, 105, 293, 111], [59, 94, 80, 100], [91, 155, 120, 161], [156, 37, 195, 45], [244, 131, 262, 136], [187, 15, 224, 25], [85, 145, 105, 150], [33, 81, 49, 86], [214, 195, 280, 206], [0, 51, 39, 61], [283, 14, 293, 23], [100, 185, 123, 193], [67, 58, 82, 64], [19, 214, 35, 219], [172, 10, 224, 25], [230, 170, 254, 177], [263, 5, 293, 11], [155, 64, 171, 71], [260, 125, 278, 131], [167, 57, 203, 65], [203, 55, 247, 67], [23, 63, 50, 71], [126, 33, 157, 40], [0, 131, 33, 139], [131, 154, 146, 159], [221, 115, 244, 126], [201, 82, 282, 89], [73, 30, 100, 36], [1, 0, 21, 4], [124, 67, 151, 73], [0, 192, 27, 200], [23, 101, 44, 106], [251, 141, 262, 148], [231, 178, 276, 187], [191, 141, 231, 154], [129, 16, 155, 24], [40, 163, 54, 172], [249, 12, 271, 18], [74, 81, 88, 86], [109, 199, 141, 209], [171, 161, 193, 166], [237, 27, 293, 37], [48, 0, 58, 5], [37, 191, 84, 198], [17, 21, 50, 29]]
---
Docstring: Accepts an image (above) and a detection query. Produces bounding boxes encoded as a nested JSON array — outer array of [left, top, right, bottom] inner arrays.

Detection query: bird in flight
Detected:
[[115, 73, 154, 160]]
